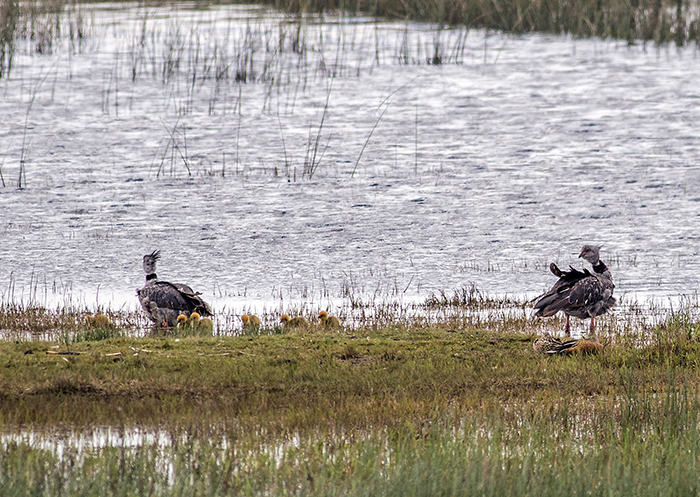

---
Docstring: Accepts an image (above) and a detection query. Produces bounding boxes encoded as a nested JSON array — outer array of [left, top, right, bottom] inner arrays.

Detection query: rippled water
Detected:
[[1, 3, 700, 321]]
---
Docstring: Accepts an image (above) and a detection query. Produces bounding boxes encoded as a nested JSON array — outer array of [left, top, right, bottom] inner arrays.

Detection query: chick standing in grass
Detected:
[[241, 314, 261, 332], [280, 314, 308, 329], [318, 311, 341, 330], [85, 314, 112, 329], [176, 314, 189, 330], [176, 312, 212, 335], [199, 317, 214, 335], [189, 312, 201, 328]]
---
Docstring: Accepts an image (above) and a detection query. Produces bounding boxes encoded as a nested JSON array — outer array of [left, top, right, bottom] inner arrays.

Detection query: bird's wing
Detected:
[[564, 275, 607, 309], [138, 281, 195, 311], [546, 338, 579, 354], [534, 267, 593, 316]]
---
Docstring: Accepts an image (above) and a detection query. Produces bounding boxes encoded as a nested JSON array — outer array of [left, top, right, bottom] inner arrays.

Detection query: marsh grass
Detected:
[[4, 392, 700, 497], [2, 297, 700, 494], [0, 0, 89, 76], [0, 0, 19, 78], [154, 116, 192, 176], [269, 0, 700, 45], [0, 302, 144, 341], [3, 0, 698, 89], [3, 320, 700, 495]]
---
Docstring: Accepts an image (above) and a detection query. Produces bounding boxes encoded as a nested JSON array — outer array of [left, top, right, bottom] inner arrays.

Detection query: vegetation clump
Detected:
[[78, 313, 119, 342]]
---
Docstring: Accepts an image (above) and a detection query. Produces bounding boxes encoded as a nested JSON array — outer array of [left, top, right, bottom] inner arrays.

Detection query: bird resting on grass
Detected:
[[281, 314, 308, 329], [533, 334, 604, 356]]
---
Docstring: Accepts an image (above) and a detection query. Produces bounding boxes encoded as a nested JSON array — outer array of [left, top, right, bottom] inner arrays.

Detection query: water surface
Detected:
[[1, 3, 699, 325]]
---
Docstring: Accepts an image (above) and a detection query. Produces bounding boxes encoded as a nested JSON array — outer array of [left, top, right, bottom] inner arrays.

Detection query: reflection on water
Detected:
[[1, 3, 699, 320], [1, 426, 177, 457], [0, 424, 303, 474]]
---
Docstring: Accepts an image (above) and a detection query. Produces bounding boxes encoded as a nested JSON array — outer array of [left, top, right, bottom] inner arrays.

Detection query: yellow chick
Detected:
[[189, 312, 201, 327], [280, 314, 308, 329], [241, 314, 261, 331], [318, 310, 341, 330], [198, 317, 214, 335], [85, 313, 113, 329]]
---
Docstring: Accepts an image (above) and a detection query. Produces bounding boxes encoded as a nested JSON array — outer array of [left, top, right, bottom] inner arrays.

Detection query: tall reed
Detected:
[[264, 0, 700, 45], [0, 0, 19, 78]]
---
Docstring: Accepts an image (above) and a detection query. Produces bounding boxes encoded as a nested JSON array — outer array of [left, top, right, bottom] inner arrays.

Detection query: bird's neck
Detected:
[[146, 273, 158, 282], [592, 261, 607, 274]]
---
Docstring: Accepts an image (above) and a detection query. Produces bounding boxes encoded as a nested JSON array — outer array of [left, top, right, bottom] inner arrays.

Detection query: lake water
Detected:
[[1, 3, 700, 327]]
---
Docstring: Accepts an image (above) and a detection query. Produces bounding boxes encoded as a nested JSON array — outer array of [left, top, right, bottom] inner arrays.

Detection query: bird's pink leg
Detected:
[[590, 318, 595, 334], [565, 315, 571, 336]]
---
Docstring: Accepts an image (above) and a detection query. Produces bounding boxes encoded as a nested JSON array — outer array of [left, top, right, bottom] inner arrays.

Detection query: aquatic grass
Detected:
[[303, 78, 333, 179], [1, 0, 90, 68], [5, 0, 697, 90], [3, 366, 700, 495], [0, 0, 19, 79], [0, 278, 669, 341], [154, 117, 192, 177], [351, 92, 390, 178], [0, 302, 144, 341]]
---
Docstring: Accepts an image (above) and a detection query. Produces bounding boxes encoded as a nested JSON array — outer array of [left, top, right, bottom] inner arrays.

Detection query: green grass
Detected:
[[3, 301, 700, 495]]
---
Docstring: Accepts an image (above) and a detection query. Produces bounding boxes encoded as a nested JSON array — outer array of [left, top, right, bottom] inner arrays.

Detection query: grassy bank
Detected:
[[2, 317, 700, 495], [2, 319, 699, 427]]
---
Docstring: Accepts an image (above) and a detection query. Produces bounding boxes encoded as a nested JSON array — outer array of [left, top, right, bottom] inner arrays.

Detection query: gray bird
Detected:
[[136, 250, 212, 327], [533, 245, 615, 335]]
